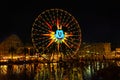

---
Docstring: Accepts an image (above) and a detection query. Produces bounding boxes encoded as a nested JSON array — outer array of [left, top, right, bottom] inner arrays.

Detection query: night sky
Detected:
[[2, 0, 120, 49]]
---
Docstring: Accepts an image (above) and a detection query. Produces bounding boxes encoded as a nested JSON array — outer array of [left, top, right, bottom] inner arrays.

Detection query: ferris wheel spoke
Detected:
[[45, 21, 52, 30], [46, 39, 55, 48], [62, 40, 70, 48], [56, 18, 62, 29], [34, 22, 49, 32], [62, 15, 72, 27], [67, 39, 80, 47], [57, 18, 59, 29], [67, 35, 81, 37], [65, 32, 80, 37], [65, 18, 74, 28], [39, 16, 53, 30], [41, 33, 51, 37], [57, 43, 60, 51], [48, 11, 55, 25]]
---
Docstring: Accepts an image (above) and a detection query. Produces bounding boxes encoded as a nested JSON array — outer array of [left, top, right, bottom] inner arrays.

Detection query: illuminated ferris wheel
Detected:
[[31, 8, 82, 56]]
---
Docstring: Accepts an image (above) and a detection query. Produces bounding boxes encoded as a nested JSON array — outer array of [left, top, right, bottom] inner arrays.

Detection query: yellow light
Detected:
[[42, 30, 74, 51]]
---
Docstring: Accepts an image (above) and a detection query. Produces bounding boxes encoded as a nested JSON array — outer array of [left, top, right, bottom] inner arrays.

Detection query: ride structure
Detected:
[[31, 8, 82, 60]]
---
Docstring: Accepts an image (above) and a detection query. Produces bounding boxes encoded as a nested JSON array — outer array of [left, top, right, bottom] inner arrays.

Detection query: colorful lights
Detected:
[[42, 28, 72, 51], [32, 9, 81, 55]]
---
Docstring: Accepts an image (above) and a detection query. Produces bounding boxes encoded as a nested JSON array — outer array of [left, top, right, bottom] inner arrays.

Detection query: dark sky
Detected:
[[2, 0, 120, 48]]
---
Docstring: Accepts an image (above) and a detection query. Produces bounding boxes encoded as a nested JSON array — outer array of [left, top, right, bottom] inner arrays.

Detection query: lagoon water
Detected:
[[0, 60, 120, 80]]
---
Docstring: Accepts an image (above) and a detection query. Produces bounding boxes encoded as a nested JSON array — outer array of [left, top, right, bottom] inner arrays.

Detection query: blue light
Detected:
[[55, 30, 64, 39]]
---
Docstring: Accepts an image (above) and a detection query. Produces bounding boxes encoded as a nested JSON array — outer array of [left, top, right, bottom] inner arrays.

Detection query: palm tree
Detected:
[[9, 46, 16, 60], [23, 48, 28, 61]]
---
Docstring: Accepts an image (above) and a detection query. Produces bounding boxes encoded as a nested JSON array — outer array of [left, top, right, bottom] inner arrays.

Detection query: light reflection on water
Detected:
[[0, 60, 119, 80]]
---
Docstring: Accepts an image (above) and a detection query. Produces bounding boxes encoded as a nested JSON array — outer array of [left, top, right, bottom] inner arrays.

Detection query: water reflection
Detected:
[[34, 63, 83, 80], [0, 60, 120, 80]]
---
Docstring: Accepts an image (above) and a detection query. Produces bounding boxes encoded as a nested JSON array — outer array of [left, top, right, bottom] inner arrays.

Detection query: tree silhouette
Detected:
[[9, 46, 16, 60]]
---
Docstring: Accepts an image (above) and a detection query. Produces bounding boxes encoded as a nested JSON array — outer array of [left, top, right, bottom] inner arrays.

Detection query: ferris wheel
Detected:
[[31, 8, 82, 56]]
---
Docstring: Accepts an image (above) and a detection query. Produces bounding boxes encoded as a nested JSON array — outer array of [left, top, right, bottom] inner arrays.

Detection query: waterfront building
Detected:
[[0, 34, 23, 56], [78, 42, 111, 55]]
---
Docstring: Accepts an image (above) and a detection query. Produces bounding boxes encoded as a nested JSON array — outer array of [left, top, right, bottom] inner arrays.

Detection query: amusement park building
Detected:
[[0, 34, 23, 56], [0, 34, 35, 56], [78, 42, 111, 55]]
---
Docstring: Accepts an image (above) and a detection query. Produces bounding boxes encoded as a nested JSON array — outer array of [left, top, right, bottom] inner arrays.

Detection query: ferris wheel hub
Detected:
[[55, 29, 64, 40]]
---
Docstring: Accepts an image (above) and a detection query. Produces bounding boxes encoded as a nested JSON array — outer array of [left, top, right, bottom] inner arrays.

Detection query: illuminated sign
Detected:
[[55, 30, 64, 39]]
